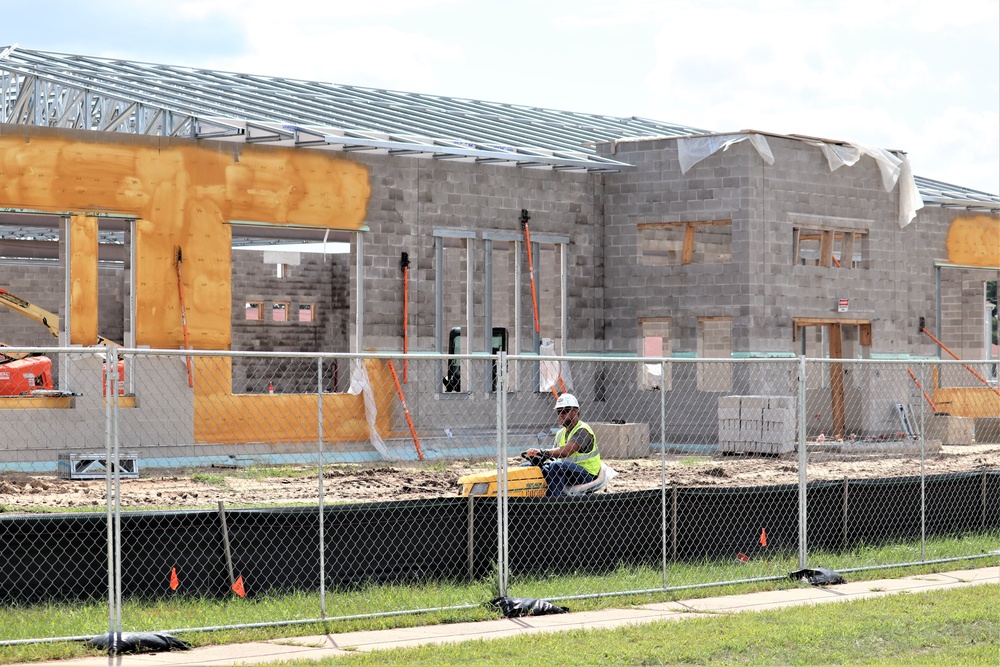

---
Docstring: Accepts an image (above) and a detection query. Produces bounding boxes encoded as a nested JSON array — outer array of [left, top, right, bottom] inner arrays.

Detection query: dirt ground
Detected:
[[1, 443, 998, 512]]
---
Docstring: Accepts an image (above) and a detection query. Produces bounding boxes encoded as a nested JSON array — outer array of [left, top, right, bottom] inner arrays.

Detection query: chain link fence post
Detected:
[[797, 355, 808, 570], [496, 350, 509, 598], [317, 355, 326, 618], [659, 359, 668, 590]]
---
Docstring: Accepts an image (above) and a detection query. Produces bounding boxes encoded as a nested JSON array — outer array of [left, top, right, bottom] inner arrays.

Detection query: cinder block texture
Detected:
[[925, 415, 975, 445], [590, 422, 650, 459], [974, 417, 1000, 444]]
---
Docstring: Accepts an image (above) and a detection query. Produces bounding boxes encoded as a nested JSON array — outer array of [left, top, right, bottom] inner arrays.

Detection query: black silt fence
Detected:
[[1, 471, 997, 604]]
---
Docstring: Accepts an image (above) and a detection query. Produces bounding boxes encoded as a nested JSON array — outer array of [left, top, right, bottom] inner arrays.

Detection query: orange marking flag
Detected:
[[760, 528, 768, 547], [232, 575, 246, 598], [169, 567, 179, 591]]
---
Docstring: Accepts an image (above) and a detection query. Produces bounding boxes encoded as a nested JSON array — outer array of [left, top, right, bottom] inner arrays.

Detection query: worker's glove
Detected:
[[521, 450, 553, 467]]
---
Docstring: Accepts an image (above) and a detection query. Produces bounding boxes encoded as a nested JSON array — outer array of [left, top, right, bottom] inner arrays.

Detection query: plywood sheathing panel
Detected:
[[193, 357, 394, 445], [946, 215, 1000, 268], [69, 214, 99, 345], [0, 127, 370, 350]]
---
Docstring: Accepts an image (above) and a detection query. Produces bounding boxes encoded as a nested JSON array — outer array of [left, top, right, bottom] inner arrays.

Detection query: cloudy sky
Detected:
[[4, 0, 998, 193]]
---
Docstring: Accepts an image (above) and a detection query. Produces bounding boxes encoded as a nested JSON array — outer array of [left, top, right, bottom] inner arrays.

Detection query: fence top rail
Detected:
[[1, 346, 996, 366]]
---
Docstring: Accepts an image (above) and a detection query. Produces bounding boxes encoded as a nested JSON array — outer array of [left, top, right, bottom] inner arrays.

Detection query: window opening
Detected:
[[697, 317, 732, 392], [639, 221, 732, 266], [639, 318, 672, 390], [535, 242, 566, 393], [271, 302, 288, 322], [437, 234, 472, 394], [245, 302, 261, 321], [298, 303, 314, 322], [488, 239, 518, 390], [794, 228, 867, 268], [445, 327, 508, 393]]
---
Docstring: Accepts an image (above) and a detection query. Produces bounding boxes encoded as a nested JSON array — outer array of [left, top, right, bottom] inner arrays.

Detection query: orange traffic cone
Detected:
[[268, 381, 274, 395], [169, 567, 179, 591]]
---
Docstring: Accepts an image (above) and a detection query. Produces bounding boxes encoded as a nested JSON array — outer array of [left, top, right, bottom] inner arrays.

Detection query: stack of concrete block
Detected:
[[973, 417, 1000, 444], [926, 414, 975, 445], [591, 422, 651, 459], [719, 395, 796, 455]]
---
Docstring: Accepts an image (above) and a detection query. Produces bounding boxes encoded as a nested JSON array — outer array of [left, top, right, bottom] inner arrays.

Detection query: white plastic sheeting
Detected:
[[805, 140, 924, 227], [677, 134, 774, 173], [348, 359, 391, 459], [539, 338, 573, 394], [677, 133, 924, 228]]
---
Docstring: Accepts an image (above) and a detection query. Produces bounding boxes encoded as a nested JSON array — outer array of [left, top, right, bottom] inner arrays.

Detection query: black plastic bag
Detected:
[[489, 596, 568, 618], [789, 567, 846, 586], [87, 632, 190, 654]]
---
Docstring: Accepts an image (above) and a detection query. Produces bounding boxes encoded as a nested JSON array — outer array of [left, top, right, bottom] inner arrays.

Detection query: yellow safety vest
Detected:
[[555, 421, 602, 476]]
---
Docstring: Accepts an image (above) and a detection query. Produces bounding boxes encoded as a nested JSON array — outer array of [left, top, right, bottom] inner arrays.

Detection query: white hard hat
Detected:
[[554, 393, 579, 410]]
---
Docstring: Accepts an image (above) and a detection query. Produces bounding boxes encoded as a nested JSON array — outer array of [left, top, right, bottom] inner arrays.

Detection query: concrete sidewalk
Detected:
[[8, 566, 998, 667]]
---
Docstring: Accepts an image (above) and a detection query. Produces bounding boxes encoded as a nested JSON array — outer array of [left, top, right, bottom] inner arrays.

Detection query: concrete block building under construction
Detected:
[[0, 46, 996, 460]]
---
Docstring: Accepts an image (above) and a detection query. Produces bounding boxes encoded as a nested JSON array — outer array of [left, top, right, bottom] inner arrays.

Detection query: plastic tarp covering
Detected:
[[538, 338, 573, 394], [677, 134, 775, 173], [348, 359, 391, 459], [678, 133, 924, 228], [806, 140, 924, 227]]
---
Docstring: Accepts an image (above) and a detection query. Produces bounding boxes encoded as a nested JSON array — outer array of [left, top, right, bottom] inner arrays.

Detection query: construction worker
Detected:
[[525, 393, 602, 497]]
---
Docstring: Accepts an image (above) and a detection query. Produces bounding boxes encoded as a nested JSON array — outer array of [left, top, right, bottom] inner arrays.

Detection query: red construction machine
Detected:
[[0, 288, 122, 396]]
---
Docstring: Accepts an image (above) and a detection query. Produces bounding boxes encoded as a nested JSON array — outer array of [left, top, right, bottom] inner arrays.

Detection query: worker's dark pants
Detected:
[[542, 461, 595, 497]]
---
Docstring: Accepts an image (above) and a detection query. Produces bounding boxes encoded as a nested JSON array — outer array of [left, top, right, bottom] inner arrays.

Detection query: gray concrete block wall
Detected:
[[0, 262, 66, 346], [600, 137, 752, 355], [0, 262, 125, 347], [597, 134, 998, 361], [351, 154, 605, 355]]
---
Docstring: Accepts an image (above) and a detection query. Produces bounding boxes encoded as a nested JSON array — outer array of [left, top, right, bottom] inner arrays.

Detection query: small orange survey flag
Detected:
[[760, 528, 768, 547], [169, 567, 179, 591], [232, 575, 246, 598]]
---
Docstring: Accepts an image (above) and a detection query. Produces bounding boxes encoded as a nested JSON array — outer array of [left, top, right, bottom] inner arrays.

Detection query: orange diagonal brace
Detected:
[[389, 360, 424, 460], [920, 327, 1000, 397], [521, 210, 540, 335], [907, 367, 938, 412]]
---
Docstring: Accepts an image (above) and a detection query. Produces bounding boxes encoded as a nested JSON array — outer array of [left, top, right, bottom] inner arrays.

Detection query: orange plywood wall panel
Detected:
[[192, 357, 395, 445], [0, 127, 370, 351], [69, 214, 99, 346], [946, 215, 1000, 268]]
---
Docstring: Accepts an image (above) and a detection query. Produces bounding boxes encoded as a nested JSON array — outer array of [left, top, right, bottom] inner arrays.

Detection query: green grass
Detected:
[[0, 534, 996, 664], [191, 471, 229, 487], [679, 455, 712, 467], [283, 584, 1000, 666]]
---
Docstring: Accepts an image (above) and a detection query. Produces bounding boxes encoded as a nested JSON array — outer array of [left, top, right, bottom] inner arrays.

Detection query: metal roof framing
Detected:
[[0, 45, 996, 207], [0, 45, 705, 173]]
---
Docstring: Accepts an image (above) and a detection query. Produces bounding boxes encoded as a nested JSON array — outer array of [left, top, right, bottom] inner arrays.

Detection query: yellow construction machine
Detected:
[[457, 451, 612, 498]]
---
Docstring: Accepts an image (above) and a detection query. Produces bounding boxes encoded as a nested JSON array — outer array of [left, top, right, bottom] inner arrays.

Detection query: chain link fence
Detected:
[[1, 349, 998, 645]]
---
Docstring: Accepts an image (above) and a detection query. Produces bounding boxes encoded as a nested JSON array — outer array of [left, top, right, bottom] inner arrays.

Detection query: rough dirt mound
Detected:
[[0, 445, 997, 512]]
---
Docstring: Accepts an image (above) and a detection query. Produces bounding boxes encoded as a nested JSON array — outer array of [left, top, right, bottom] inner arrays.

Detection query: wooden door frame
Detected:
[[794, 318, 872, 438]]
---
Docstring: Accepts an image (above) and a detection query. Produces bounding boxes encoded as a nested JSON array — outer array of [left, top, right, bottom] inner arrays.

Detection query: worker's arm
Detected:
[[526, 440, 581, 460]]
